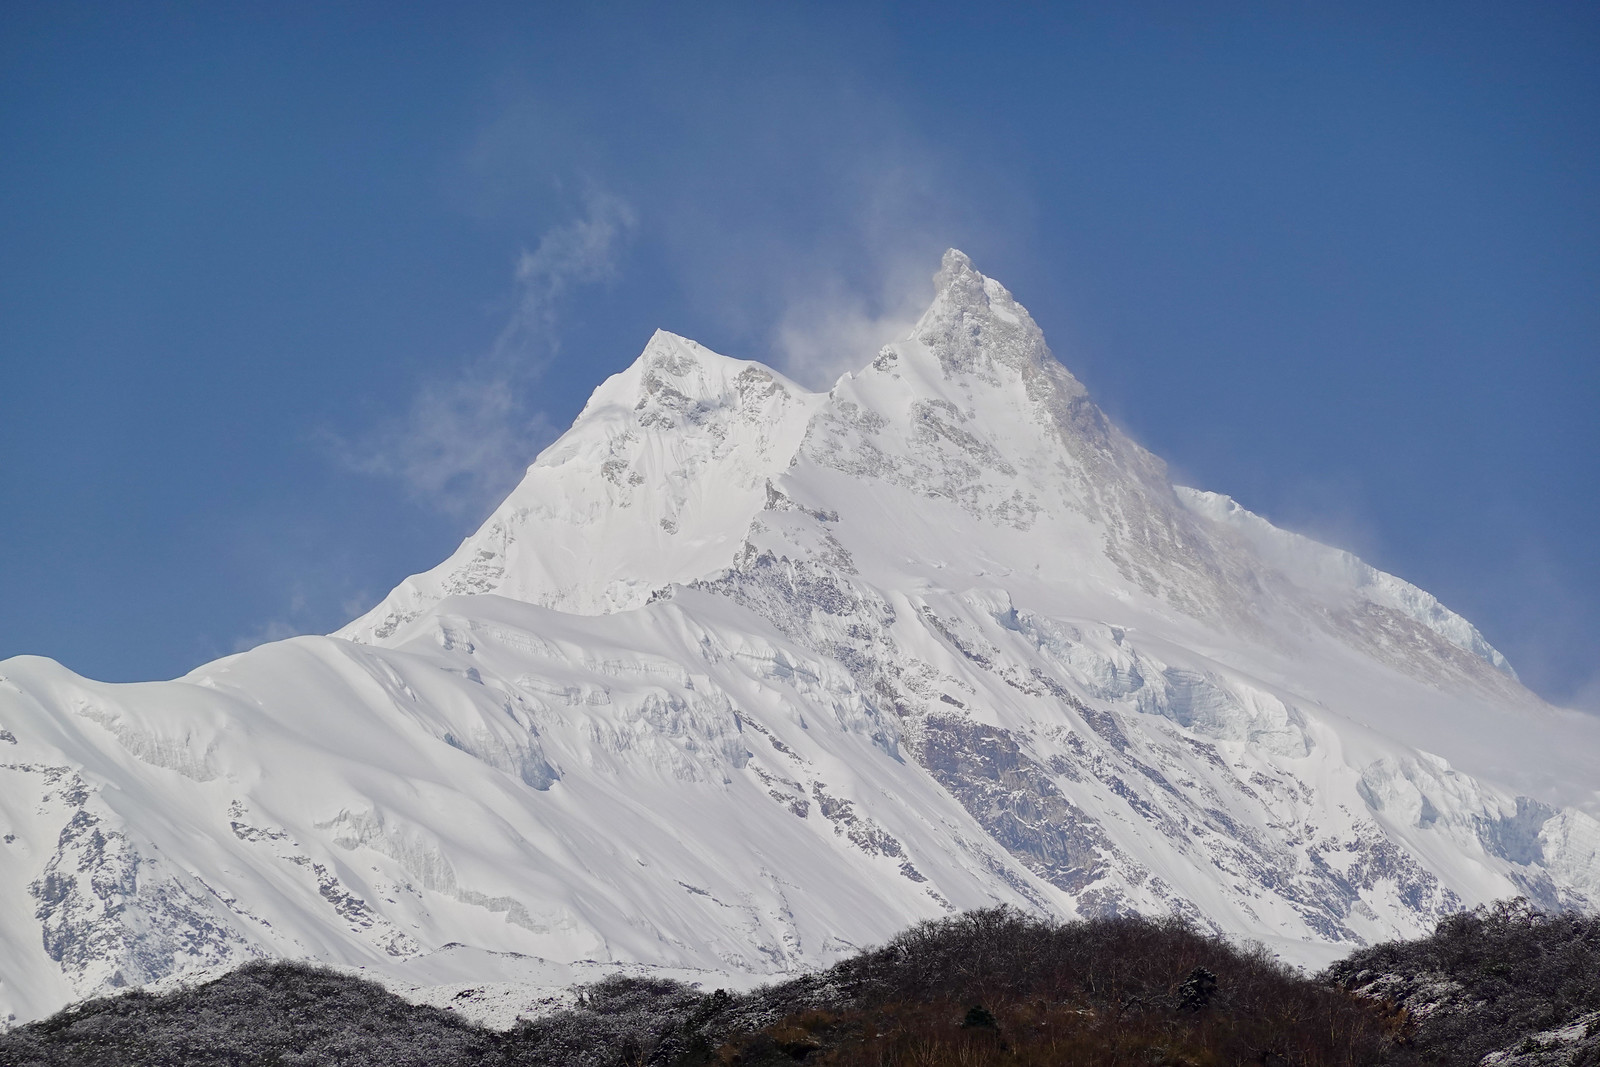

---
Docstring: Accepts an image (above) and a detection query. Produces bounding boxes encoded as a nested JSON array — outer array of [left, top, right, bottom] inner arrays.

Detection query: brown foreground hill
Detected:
[[2, 904, 1596, 1066]]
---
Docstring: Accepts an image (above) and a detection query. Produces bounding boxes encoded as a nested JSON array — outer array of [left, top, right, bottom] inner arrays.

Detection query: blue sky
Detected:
[[2, 2, 1596, 711]]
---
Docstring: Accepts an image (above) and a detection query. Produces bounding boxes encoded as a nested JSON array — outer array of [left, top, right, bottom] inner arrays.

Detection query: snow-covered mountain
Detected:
[[3, 250, 1598, 1027]]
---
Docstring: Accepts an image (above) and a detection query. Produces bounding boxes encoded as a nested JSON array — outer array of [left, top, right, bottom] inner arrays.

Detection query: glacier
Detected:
[[2, 249, 1598, 1027]]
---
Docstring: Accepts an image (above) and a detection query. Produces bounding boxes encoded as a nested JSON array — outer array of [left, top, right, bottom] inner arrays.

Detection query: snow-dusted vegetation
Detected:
[[1328, 900, 1600, 1066], [6, 905, 1597, 1066], [0, 909, 1384, 1065]]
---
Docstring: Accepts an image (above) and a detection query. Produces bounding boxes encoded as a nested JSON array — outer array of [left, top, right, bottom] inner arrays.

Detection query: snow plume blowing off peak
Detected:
[[3, 250, 1600, 1028]]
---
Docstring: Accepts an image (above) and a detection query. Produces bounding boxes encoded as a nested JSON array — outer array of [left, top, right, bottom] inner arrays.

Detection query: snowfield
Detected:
[[2, 250, 1597, 1027]]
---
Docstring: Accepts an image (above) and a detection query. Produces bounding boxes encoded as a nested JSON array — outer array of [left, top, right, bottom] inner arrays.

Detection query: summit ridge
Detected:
[[1, 251, 1596, 1028]]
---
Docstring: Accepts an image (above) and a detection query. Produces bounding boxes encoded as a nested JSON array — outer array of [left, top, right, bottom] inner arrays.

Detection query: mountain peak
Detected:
[[5, 249, 1600, 1029], [906, 249, 1052, 383], [933, 246, 980, 294], [584, 329, 813, 420]]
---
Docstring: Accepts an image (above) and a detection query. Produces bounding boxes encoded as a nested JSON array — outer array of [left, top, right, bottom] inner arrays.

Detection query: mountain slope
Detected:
[[2, 250, 1597, 1027]]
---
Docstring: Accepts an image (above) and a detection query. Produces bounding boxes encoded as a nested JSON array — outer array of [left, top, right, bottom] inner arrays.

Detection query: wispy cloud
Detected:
[[331, 191, 635, 515], [493, 190, 636, 362], [336, 370, 559, 515], [1479, 540, 1600, 716], [231, 618, 303, 653], [1566, 674, 1600, 715], [228, 582, 376, 654], [229, 584, 312, 652], [447, 35, 1028, 393], [749, 123, 1028, 389], [771, 255, 931, 389], [762, 163, 988, 390]]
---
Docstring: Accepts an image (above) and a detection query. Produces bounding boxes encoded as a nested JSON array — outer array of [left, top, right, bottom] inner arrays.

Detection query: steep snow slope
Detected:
[[341, 332, 824, 638], [2, 250, 1597, 1027]]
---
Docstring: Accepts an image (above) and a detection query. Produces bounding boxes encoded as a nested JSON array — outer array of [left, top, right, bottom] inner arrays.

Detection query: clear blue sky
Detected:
[[2, 2, 1596, 711]]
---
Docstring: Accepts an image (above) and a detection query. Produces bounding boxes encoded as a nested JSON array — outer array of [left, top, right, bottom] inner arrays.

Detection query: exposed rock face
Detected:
[[2, 250, 1597, 1027]]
